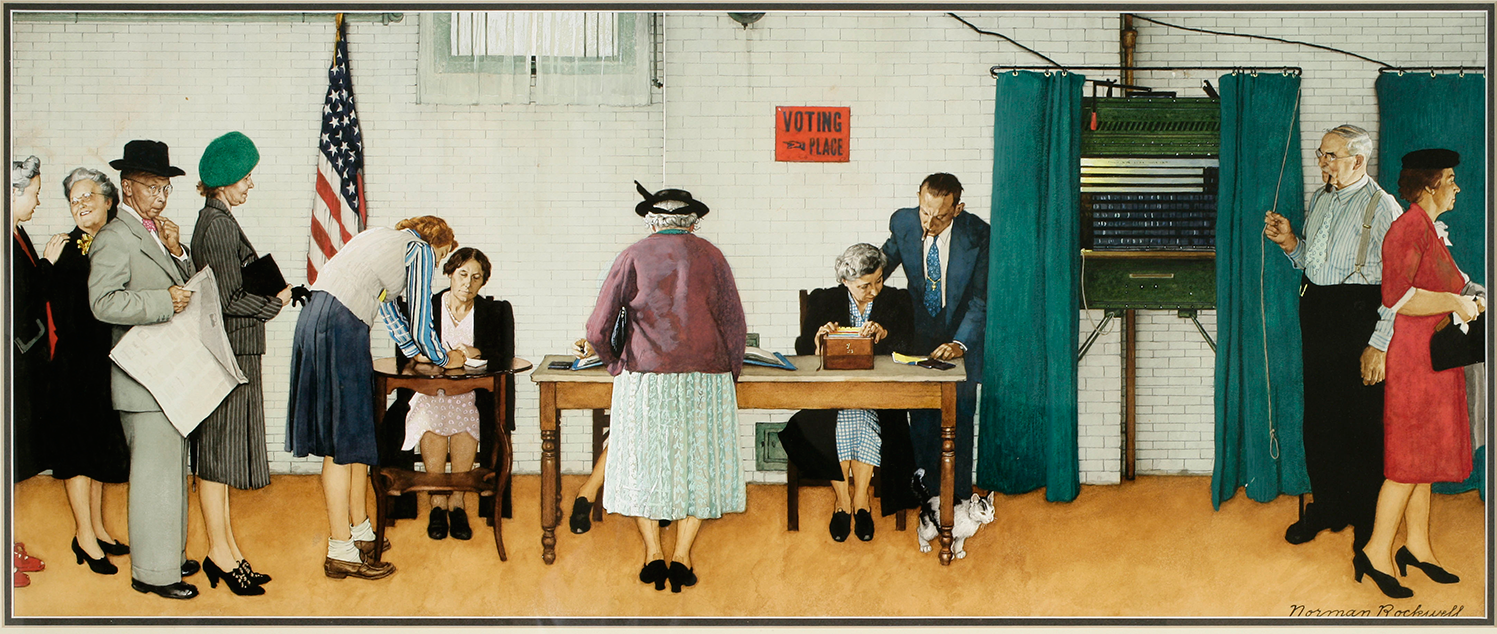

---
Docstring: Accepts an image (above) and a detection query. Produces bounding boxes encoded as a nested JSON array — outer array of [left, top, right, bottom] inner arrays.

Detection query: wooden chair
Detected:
[[786, 289, 906, 532], [370, 357, 530, 562]]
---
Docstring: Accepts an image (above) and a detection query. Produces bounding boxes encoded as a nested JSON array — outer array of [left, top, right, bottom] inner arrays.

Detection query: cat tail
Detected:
[[911, 468, 938, 528]]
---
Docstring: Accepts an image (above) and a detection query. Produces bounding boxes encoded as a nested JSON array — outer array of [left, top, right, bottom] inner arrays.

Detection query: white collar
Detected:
[[1329, 174, 1370, 195], [119, 201, 146, 226]]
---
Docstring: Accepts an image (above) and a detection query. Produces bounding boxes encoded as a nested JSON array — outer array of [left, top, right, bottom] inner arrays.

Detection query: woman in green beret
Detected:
[[189, 132, 291, 596]]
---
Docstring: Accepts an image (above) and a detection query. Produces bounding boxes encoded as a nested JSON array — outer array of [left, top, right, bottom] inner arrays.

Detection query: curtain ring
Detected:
[[1060, 69, 1068, 76], [1250, 69, 1258, 77], [1044, 70, 1052, 77], [1459, 67, 1465, 77], [1397, 69, 1404, 76], [1012, 69, 1020, 76], [1432, 69, 1438, 78]]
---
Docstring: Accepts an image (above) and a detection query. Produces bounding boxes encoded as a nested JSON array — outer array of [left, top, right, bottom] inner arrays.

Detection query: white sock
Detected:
[[327, 538, 360, 564], [350, 519, 375, 542]]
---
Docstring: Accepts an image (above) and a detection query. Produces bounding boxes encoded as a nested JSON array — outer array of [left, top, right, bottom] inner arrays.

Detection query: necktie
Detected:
[[141, 217, 157, 233], [1305, 195, 1331, 269], [925, 238, 941, 316]]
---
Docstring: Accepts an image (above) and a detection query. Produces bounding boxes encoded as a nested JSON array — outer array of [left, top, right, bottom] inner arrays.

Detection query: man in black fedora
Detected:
[[87, 140, 200, 599]]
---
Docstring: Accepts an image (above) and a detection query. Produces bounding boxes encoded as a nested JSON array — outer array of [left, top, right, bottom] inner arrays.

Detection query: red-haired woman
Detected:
[[287, 215, 461, 581]]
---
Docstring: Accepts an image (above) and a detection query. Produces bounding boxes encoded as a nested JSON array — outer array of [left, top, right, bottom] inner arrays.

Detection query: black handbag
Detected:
[[1429, 312, 1485, 372], [240, 253, 287, 297], [609, 307, 628, 357]]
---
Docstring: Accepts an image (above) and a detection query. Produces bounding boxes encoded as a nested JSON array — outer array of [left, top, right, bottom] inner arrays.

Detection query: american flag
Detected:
[[308, 14, 366, 284]]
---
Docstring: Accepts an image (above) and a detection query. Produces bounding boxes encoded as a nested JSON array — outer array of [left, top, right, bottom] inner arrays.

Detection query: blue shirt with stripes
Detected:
[[377, 232, 447, 365]]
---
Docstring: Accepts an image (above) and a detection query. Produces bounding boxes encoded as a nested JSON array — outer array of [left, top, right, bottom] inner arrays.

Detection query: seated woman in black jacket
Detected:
[[382, 248, 514, 540], [781, 243, 918, 543]]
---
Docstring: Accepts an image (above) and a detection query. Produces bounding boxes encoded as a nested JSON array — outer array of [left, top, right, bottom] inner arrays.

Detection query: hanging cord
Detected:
[[948, 13, 1062, 68], [1260, 78, 1303, 461], [1131, 15, 1391, 67]]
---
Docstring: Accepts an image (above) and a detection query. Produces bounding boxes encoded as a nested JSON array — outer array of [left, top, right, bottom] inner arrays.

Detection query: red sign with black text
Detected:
[[775, 106, 850, 162]]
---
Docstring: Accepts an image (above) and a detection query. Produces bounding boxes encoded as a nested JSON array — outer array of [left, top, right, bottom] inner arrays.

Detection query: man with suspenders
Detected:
[[1264, 124, 1401, 551]]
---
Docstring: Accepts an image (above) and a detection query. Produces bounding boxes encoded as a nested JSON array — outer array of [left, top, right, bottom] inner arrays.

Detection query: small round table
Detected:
[[369, 356, 532, 562]]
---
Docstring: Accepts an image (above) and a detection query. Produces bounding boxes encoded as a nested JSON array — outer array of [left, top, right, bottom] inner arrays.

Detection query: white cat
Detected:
[[911, 468, 996, 559]]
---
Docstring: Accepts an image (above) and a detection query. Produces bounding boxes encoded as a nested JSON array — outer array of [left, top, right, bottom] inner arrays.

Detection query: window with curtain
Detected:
[[418, 11, 654, 106]]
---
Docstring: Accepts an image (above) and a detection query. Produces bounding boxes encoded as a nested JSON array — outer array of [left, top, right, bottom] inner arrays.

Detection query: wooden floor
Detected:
[[7, 473, 1488, 621]]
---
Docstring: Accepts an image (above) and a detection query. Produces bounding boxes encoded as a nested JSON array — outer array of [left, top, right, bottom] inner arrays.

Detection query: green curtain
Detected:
[[1375, 73, 1486, 285], [1376, 72, 1487, 500], [1212, 72, 1310, 509], [977, 70, 1082, 502]]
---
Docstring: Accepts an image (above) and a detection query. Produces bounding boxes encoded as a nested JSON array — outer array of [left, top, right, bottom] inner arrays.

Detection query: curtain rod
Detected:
[[990, 65, 1301, 78], [1378, 66, 1484, 75]]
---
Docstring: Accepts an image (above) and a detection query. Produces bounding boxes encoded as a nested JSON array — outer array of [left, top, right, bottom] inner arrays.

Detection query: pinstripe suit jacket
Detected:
[[87, 211, 197, 412], [189, 198, 283, 356]]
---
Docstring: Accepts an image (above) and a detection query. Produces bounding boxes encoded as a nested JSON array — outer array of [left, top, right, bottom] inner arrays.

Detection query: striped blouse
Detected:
[[377, 232, 447, 365]]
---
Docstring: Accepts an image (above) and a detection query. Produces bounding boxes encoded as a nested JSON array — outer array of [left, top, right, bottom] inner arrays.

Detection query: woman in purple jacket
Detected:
[[585, 183, 747, 593]]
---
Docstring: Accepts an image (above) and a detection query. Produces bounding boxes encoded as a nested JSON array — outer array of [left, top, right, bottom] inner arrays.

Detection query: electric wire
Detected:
[[1130, 14, 1391, 67], [1260, 82, 1304, 461], [948, 13, 1062, 68]]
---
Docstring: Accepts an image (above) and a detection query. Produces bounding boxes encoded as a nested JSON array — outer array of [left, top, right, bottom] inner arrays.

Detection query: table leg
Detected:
[[939, 382, 956, 566], [539, 382, 560, 565], [371, 375, 389, 562], [591, 409, 607, 523], [494, 374, 510, 561]]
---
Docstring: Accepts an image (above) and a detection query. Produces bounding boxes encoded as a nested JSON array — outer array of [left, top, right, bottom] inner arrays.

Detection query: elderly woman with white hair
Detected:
[[45, 167, 134, 576], [779, 243, 918, 543], [584, 182, 746, 593]]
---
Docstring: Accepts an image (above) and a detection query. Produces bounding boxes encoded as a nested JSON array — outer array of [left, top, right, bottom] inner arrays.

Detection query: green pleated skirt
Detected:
[[601, 370, 746, 520]]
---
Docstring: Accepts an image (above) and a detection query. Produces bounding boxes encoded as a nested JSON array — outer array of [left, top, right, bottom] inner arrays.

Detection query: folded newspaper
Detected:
[[108, 267, 247, 437]]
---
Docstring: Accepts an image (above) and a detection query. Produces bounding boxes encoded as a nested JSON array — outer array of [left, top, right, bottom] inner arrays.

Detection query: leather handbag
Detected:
[[1429, 312, 1484, 372], [609, 307, 628, 357]]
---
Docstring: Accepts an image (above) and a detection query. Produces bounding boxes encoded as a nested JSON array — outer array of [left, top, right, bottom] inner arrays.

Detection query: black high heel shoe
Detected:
[[204, 558, 265, 596], [667, 561, 696, 593], [570, 498, 593, 534], [1395, 546, 1459, 584], [1353, 550, 1413, 599], [96, 539, 130, 556], [237, 560, 271, 585], [639, 559, 667, 590], [72, 538, 117, 575]]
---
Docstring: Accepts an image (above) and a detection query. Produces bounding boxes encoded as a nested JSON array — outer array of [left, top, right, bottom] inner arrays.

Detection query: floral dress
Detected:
[[401, 299, 481, 450]]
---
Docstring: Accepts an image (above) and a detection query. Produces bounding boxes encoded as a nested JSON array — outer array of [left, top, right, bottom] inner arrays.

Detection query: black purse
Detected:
[[1429, 312, 1485, 372], [609, 307, 628, 357]]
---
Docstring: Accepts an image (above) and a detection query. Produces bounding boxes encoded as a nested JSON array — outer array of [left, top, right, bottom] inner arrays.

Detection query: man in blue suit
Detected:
[[881, 173, 988, 500]]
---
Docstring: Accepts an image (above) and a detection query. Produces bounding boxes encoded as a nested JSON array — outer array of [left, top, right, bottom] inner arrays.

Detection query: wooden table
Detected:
[[370, 356, 532, 562], [530, 354, 966, 565]]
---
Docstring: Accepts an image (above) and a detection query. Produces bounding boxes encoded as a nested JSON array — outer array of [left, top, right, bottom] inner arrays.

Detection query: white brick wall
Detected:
[[10, 10, 1485, 486]]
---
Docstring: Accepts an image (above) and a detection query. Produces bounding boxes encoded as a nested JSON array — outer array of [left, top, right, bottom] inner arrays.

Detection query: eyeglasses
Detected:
[[124, 178, 173, 198], [69, 191, 104, 206], [1314, 149, 1355, 161]]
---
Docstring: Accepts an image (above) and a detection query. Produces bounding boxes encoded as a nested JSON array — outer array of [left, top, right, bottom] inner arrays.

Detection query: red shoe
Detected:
[[13, 543, 43, 573], [13, 571, 30, 588]]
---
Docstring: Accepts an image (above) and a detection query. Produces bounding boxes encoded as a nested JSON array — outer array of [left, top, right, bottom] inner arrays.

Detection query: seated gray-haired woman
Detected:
[[780, 243, 920, 543]]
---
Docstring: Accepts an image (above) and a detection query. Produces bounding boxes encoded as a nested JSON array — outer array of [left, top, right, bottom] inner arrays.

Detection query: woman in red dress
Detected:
[[1355, 148, 1481, 599]]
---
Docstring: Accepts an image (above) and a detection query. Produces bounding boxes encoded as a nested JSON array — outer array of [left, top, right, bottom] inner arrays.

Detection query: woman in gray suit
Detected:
[[189, 132, 290, 596]]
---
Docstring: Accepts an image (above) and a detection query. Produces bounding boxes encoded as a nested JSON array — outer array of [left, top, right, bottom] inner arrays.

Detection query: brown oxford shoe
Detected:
[[323, 556, 395, 581], [353, 537, 392, 563]]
